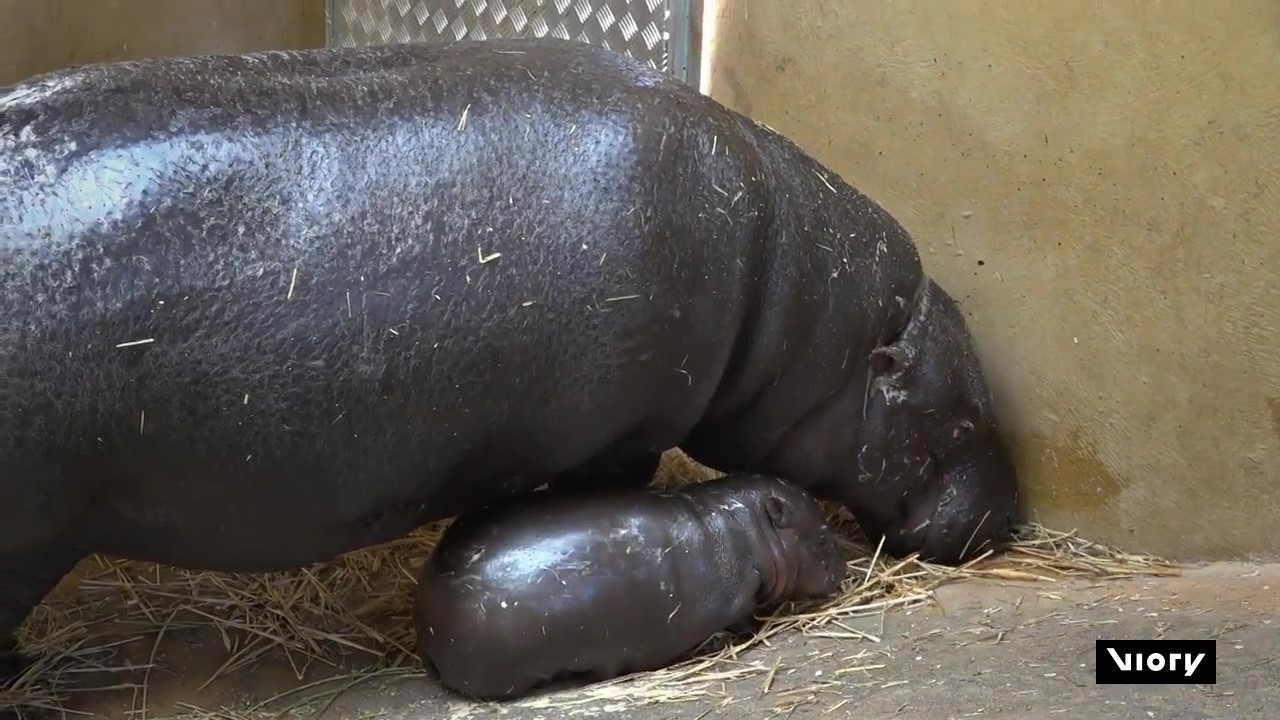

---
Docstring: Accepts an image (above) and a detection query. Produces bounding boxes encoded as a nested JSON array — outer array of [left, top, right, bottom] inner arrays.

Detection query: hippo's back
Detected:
[[0, 40, 770, 569]]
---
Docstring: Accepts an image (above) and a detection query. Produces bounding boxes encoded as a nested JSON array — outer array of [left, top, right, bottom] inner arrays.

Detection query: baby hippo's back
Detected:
[[414, 475, 848, 700], [415, 489, 713, 699]]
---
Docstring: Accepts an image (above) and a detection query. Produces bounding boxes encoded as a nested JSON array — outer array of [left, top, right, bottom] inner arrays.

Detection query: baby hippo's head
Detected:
[[710, 475, 848, 604]]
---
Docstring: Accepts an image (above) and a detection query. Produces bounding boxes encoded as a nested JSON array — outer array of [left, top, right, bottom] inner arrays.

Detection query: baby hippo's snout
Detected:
[[413, 474, 847, 701]]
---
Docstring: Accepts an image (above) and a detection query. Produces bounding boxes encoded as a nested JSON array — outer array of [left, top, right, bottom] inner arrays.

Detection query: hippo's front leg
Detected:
[[547, 447, 664, 494], [0, 545, 86, 680]]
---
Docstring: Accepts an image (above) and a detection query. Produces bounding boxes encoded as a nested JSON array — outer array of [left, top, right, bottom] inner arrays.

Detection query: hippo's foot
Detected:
[[0, 544, 86, 684], [548, 447, 663, 494]]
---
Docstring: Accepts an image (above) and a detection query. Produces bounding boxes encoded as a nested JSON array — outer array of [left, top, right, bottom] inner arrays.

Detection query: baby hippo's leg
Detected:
[[435, 658, 544, 702], [414, 576, 553, 701]]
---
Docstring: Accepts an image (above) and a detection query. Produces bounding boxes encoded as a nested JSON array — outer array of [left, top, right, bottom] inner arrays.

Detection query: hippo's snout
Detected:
[[880, 440, 1021, 565]]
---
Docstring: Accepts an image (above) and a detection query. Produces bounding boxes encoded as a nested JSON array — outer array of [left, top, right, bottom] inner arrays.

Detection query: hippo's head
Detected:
[[765, 277, 1021, 564], [841, 277, 1021, 564], [754, 479, 848, 601]]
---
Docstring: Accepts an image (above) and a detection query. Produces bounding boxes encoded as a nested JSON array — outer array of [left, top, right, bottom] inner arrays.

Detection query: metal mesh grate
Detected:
[[328, 0, 686, 77]]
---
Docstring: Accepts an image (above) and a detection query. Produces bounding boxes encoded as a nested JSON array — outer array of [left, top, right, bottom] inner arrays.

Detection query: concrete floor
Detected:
[[10, 563, 1277, 719]]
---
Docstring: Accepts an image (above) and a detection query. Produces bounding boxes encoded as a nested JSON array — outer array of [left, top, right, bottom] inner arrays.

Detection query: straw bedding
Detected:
[[0, 451, 1178, 718]]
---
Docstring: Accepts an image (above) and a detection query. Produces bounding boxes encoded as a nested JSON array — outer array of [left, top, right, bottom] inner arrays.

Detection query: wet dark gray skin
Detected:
[[415, 474, 847, 700], [0, 38, 1020, 674]]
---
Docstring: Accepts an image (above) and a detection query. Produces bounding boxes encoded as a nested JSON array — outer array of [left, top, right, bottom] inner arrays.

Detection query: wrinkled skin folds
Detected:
[[0, 38, 1020, 673], [415, 474, 847, 700]]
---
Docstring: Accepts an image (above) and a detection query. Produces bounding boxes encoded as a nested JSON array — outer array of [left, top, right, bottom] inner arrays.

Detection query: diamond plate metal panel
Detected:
[[328, 0, 688, 78]]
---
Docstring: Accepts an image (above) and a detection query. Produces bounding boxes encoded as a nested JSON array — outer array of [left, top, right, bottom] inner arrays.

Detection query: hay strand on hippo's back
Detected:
[[2, 451, 1177, 718]]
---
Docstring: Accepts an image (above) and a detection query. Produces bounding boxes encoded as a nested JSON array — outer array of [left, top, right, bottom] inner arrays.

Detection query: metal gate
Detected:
[[326, 0, 699, 85]]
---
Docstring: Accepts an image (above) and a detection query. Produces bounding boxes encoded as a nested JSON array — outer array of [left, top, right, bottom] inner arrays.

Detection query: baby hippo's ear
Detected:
[[764, 495, 793, 529]]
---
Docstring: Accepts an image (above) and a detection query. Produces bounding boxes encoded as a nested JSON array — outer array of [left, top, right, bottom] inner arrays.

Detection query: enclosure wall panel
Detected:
[[0, 0, 326, 85], [328, 0, 696, 83], [703, 1, 1280, 560]]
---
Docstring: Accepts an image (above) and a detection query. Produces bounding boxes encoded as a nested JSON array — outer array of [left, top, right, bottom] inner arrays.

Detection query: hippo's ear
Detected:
[[764, 496, 793, 529], [869, 345, 912, 378]]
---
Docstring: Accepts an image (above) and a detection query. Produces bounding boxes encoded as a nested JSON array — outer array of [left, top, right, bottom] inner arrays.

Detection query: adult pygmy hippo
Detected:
[[416, 474, 847, 700], [0, 37, 1020, 674]]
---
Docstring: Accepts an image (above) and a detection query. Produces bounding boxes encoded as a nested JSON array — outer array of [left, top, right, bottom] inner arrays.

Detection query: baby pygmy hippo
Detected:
[[414, 473, 848, 700]]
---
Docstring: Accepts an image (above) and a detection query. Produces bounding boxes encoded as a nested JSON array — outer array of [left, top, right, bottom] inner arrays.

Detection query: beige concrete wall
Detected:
[[0, 0, 326, 85], [703, 2, 1280, 560]]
